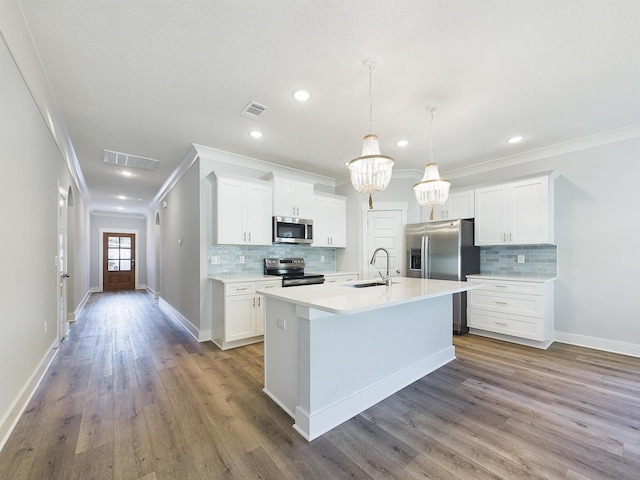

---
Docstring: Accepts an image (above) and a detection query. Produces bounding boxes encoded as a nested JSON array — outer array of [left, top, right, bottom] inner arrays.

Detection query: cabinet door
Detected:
[[448, 190, 475, 219], [311, 196, 330, 247], [475, 186, 508, 245], [254, 295, 265, 336], [509, 177, 549, 244], [225, 294, 255, 342], [245, 183, 273, 245], [216, 179, 246, 244], [327, 197, 346, 247], [273, 178, 296, 216], [294, 182, 313, 218]]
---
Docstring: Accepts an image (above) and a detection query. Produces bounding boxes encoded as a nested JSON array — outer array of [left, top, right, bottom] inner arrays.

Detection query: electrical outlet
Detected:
[[277, 318, 286, 330], [211, 256, 220, 265], [239, 255, 245, 264], [320, 255, 325, 262], [44, 321, 48, 334], [517, 255, 525, 264]]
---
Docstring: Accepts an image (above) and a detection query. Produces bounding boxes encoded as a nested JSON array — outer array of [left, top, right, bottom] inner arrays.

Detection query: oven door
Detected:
[[273, 217, 313, 244]]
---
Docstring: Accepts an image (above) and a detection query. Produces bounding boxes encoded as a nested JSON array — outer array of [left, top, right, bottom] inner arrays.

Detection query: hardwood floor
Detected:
[[1, 290, 639, 479]]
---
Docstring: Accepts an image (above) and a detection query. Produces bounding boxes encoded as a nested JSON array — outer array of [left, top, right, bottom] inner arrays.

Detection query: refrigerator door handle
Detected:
[[421, 236, 429, 279]]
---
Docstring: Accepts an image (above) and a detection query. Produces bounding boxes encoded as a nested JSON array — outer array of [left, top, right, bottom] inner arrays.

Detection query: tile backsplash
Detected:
[[208, 244, 336, 276], [479, 245, 557, 277]]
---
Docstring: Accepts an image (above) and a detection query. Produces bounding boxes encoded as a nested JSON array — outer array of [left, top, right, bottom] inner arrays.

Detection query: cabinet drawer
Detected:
[[256, 280, 282, 290], [467, 279, 543, 295], [468, 290, 543, 317], [468, 309, 542, 341], [225, 282, 256, 296]]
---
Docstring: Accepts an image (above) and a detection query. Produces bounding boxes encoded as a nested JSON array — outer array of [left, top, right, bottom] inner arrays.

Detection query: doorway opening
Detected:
[[103, 232, 136, 291], [361, 202, 408, 280]]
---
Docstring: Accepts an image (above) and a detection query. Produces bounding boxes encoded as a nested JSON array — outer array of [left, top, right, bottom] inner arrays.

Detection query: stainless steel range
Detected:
[[264, 258, 325, 287]]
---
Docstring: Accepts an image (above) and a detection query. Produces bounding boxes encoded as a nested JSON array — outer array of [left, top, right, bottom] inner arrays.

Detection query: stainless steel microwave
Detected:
[[272, 216, 313, 244]]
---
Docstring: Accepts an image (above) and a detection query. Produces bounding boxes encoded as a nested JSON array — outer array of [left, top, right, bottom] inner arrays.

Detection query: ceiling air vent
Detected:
[[103, 149, 159, 172], [240, 101, 269, 119]]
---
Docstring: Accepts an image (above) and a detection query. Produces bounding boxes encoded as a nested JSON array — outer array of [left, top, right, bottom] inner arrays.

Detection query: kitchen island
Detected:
[[257, 277, 481, 441]]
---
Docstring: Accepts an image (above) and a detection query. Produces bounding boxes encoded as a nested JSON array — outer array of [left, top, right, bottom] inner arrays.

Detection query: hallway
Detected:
[[1, 291, 639, 479]]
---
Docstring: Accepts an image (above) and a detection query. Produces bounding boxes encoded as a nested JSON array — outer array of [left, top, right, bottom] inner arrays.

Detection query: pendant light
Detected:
[[347, 59, 394, 209], [413, 105, 451, 220]]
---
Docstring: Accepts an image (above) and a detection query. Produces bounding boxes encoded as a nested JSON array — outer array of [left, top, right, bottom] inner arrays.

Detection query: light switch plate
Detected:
[[517, 255, 525, 264]]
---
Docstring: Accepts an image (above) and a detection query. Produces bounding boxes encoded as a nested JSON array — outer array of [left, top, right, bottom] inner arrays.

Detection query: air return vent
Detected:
[[240, 101, 269, 118], [103, 150, 159, 172]]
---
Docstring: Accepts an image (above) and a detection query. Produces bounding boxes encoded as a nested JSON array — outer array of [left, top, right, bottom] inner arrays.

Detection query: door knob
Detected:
[[61, 273, 70, 278]]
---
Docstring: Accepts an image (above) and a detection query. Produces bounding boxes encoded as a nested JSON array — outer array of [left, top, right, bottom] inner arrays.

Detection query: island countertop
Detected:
[[257, 277, 480, 315]]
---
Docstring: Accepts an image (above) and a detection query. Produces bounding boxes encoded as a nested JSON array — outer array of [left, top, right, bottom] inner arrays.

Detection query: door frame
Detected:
[[57, 185, 69, 341], [360, 201, 408, 280], [98, 228, 140, 291]]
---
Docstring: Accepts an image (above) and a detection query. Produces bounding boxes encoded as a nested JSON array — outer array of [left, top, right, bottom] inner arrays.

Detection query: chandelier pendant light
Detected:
[[347, 59, 394, 209], [413, 105, 451, 220]]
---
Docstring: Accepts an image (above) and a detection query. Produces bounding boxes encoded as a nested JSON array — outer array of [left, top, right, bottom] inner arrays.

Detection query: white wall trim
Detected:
[[554, 331, 640, 359], [144, 285, 160, 299], [158, 297, 210, 342], [98, 228, 141, 291], [0, 339, 59, 452]]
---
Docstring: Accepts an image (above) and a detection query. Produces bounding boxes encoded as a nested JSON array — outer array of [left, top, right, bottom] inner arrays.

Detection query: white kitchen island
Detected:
[[257, 277, 480, 441]]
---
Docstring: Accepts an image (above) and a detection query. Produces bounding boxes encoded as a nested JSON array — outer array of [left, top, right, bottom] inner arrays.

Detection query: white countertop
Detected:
[[257, 276, 480, 315], [467, 274, 557, 283]]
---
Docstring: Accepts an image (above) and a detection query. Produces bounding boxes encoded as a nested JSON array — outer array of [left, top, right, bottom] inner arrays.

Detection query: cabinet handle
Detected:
[[253, 297, 256, 307], [257, 297, 261, 307], [243, 232, 246, 242], [495, 322, 508, 326], [495, 301, 508, 305], [237, 287, 249, 291], [248, 232, 251, 242], [494, 285, 507, 288], [503, 233, 506, 242]]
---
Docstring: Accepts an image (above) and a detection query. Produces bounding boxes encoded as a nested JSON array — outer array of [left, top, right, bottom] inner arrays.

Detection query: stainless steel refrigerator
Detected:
[[406, 219, 480, 334]]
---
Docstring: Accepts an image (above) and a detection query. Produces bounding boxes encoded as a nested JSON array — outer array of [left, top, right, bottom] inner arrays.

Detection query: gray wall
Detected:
[[451, 137, 640, 352], [0, 2, 91, 444], [89, 214, 147, 290]]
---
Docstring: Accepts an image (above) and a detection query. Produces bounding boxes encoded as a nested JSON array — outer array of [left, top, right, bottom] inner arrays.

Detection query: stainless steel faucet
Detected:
[[369, 247, 392, 286]]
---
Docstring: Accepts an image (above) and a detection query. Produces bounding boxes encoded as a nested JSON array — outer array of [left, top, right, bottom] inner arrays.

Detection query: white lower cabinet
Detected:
[[212, 278, 281, 350], [466, 276, 555, 349]]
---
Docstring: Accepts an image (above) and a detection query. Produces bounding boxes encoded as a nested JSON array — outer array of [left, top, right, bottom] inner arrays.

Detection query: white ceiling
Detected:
[[17, 0, 640, 215]]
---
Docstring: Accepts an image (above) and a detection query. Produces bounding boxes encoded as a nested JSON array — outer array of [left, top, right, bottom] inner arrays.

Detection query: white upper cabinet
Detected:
[[213, 176, 272, 245], [312, 193, 347, 248], [475, 174, 555, 246], [425, 189, 475, 222], [269, 176, 313, 218]]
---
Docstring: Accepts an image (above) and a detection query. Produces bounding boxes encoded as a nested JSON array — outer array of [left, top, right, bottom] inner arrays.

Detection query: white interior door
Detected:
[[365, 210, 404, 280], [57, 191, 69, 340]]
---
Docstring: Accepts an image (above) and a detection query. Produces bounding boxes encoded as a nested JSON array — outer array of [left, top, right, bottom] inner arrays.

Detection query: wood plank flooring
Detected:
[[1, 290, 639, 479]]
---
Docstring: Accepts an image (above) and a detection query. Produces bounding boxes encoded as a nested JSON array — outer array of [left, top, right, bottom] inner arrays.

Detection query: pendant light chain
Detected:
[[368, 63, 374, 134], [429, 105, 434, 163]]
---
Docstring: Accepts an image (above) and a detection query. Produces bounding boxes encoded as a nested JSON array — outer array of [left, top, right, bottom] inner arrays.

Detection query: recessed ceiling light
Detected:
[[293, 89, 310, 102], [117, 206, 124, 210], [507, 135, 524, 144], [120, 170, 133, 177], [396, 140, 408, 147], [117, 195, 126, 200], [249, 130, 263, 138]]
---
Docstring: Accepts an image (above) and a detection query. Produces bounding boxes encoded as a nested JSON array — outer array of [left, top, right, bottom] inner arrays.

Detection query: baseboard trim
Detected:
[[144, 285, 159, 299], [158, 297, 202, 343], [0, 339, 59, 452], [71, 289, 92, 322], [554, 331, 640, 358]]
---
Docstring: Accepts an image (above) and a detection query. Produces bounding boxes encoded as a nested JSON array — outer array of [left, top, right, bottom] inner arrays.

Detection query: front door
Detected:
[[103, 233, 135, 291]]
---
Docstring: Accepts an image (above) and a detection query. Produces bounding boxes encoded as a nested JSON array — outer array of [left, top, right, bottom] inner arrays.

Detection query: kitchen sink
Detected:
[[349, 281, 399, 288]]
